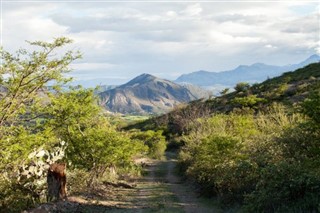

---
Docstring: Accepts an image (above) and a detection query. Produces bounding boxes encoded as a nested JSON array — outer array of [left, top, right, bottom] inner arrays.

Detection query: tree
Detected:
[[0, 37, 147, 211], [234, 82, 250, 93], [130, 130, 166, 159], [0, 37, 81, 127], [0, 37, 81, 166], [220, 88, 230, 96], [0, 38, 81, 211]]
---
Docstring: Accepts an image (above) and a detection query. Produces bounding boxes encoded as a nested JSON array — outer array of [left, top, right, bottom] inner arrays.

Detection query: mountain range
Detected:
[[175, 54, 320, 87], [99, 74, 210, 114]]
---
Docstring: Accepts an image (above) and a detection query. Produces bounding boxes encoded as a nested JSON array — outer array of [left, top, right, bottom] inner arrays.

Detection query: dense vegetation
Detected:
[[180, 101, 320, 211], [1, 37, 319, 212], [128, 63, 320, 212], [0, 38, 165, 212]]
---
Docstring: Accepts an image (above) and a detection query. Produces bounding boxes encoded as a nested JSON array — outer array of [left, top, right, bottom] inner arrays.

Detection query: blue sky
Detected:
[[2, 0, 319, 85]]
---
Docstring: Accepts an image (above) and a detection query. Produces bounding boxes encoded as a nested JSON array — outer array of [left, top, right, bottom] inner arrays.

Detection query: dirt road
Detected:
[[27, 152, 220, 213]]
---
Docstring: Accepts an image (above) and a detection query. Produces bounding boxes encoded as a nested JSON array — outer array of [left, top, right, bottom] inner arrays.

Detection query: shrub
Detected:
[[244, 163, 320, 212], [234, 82, 250, 93], [179, 104, 313, 210], [232, 95, 267, 108], [130, 130, 166, 160]]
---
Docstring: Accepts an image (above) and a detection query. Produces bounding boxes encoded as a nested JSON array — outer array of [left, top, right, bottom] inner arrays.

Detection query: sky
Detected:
[[1, 0, 319, 85]]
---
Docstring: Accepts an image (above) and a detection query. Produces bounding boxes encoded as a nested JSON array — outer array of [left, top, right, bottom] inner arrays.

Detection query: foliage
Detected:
[[0, 38, 148, 212], [244, 163, 320, 212], [178, 102, 320, 211], [0, 37, 80, 126], [40, 88, 147, 171], [180, 112, 261, 201], [240, 90, 320, 212], [220, 88, 230, 96], [130, 130, 166, 159], [232, 95, 266, 107], [234, 82, 250, 93], [301, 90, 320, 127], [129, 63, 320, 135]]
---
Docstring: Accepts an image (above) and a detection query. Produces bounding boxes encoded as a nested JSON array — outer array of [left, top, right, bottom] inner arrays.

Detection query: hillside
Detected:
[[175, 54, 320, 87], [123, 63, 320, 212], [127, 62, 320, 133], [99, 73, 210, 114]]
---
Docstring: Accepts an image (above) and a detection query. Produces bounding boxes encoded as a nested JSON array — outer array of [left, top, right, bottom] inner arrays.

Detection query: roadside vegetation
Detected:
[[128, 62, 320, 212], [0, 38, 166, 212], [180, 101, 320, 211], [1, 37, 319, 212]]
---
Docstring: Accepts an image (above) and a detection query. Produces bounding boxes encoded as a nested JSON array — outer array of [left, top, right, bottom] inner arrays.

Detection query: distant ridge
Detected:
[[99, 73, 210, 115], [175, 54, 320, 87], [126, 62, 320, 132]]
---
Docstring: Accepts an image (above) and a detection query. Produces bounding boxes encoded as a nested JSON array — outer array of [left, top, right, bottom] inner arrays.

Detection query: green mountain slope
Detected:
[[127, 62, 320, 133]]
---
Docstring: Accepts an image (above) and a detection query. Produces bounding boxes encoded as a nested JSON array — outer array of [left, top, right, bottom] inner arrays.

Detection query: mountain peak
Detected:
[[306, 54, 320, 61], [124, 73, 157, 86], [99, 74, 209, 114], [236, 65, 249, 69], [252, 62, 266, 67], [296, 54, 320, 68], [136, 73, 157, 80]]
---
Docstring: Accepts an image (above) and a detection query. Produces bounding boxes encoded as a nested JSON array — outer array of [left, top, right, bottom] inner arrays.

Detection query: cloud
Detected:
[[2, 1, 319, 82], [71, 62, 116, 71], [182, 3, 203, 16], [281, 14, 319, 34], [264, 44, 277, 49]]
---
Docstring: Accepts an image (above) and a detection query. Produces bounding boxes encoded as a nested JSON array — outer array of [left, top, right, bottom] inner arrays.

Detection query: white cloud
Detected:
[[182, 3, 203, 16], [264, 44, 277, 49], [316, 42, 320, 54], [2, 1, 319, 82], [166, 11, 178, 17], [71, 62, 116, 71]]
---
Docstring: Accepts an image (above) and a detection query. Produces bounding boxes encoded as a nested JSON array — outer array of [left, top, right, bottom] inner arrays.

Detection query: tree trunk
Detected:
[[47, 163, 67, 202]]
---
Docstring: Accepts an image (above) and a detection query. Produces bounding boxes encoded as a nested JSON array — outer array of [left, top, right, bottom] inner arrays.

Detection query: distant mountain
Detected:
[[69, 78, 123, 88], [175, 54, 320, 87], [127, 62, 320, 132], [94, 85, 118, 94], [99, 73, 210, 114]]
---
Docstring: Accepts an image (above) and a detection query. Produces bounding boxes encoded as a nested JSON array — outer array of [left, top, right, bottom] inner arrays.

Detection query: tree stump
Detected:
[[47, 163, 67, 202]]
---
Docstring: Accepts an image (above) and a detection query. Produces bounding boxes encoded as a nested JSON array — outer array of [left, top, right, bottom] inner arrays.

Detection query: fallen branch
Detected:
[[102, 181, 136, 189]]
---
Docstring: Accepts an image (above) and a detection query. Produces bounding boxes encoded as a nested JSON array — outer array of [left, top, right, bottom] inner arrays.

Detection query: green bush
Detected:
[[130, 130, 167, 159], [0, 178, 36, 213], [178, 104, 320, 211], [180, 113, 260, 203], [0, 38, 148, 211], [234, 82, 250, 93], [244, 163, 320, 212], [232, 95, 266, 107]]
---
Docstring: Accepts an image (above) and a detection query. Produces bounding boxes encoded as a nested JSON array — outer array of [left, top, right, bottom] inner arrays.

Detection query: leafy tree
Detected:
[[220, 88, 230, 96], [130, 130, 166, 159], [0, 38, 81, 170], [0, 38, 147, 211], [234, 82, 250, 93], [0, 38, 81, 212], [0, 37, 80, 127]]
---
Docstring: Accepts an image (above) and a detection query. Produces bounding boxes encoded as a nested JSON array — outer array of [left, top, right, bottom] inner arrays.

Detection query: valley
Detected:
[[1, 37, 320, 213]]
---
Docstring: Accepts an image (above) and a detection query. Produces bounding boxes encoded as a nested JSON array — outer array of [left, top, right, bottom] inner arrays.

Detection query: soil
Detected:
[[25, 152, 220, 213]]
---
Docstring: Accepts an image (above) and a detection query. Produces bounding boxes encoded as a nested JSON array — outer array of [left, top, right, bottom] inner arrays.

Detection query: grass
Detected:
[[141, 183, 183, 213]]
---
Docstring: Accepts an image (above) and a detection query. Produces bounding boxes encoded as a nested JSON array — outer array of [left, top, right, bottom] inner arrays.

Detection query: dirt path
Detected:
[[163, 152, 219, 213], [26, 153, 220, 213]]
